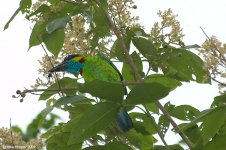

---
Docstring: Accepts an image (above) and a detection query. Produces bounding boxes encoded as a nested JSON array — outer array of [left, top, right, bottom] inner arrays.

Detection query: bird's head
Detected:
[[48, 54, 86, 75]]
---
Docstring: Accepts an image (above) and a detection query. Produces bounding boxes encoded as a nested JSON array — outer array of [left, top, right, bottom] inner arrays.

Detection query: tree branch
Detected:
[[94, 0, 193, 148]]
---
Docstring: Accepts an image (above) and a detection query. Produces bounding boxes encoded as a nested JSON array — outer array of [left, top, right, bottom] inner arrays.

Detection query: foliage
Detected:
[[5, 0, 226, 149]]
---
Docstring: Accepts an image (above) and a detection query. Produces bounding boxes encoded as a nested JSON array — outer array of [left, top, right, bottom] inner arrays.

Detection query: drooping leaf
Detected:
[[67, 102, 119, 145], [158, 115, 170, 137], [78, 80, 124, 103], [43, 28, 65, 57], [145, 74, 182, 91], [83, 141, 132, 150], [122, 51, 143, 88], [200, 105, 226, 144], [29, 23, 46, 50], [161, 48, 211, 83], [132, 36, 157, 59], [46, 15, 71, 34], [47, 132, 82, 150], [39, 77, 77, 100], [125, 83, 170, 104], [4, 7, 20, 30]]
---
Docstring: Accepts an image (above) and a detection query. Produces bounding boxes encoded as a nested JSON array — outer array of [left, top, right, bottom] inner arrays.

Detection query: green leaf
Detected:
[[145, 74, 182, 91], [83, 141, 132, 150], [53, 95, 87, 107], [39, 77, 77, 100], [93, 6, 111, 38], [67, 102, 119, 145], [182, 124, 201, 145], [130, 112, 157, 135], [161, 48, 210, 83], [20, 0, 32, 13], [4, 7, 20, 30], [125, 83, 170, 104], [169, 105, 200, 121], [122, 51, 143, 88], [132, 36, 157, 59], [78, 80, 124, 103], [153, 144, 184, 150], [146, 103, 159, 114], [202, 134, 226, 150], [47, 132, 82, 150], [200, 106, 226, 144], [181, 108, 214, 131], [29, 23, 46, 50], [158, 115, 169, 137], [125, 129, 154, 149], [41, 123, 65, 138], [46, 15, 71, 34], [211, 93, 226, 108], [43, 28, 65, 57], [111, 37, 131, 61]]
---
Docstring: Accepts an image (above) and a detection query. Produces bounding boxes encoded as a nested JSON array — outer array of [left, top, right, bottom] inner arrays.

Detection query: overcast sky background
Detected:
[[0, 0, 224, 145]]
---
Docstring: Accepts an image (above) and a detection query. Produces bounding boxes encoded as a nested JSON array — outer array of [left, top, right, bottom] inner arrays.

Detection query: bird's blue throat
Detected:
[[67, 60, 84, 74]]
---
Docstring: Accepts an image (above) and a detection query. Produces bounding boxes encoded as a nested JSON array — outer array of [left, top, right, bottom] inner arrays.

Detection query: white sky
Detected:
[[0, 0, 224, 145]]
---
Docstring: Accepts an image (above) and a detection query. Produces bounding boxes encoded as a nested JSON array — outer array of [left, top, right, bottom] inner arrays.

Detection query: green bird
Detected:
[[48, 54, 133, 131]]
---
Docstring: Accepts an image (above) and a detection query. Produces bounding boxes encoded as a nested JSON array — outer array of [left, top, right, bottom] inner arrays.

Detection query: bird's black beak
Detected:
[[48, 62, 67, 72]]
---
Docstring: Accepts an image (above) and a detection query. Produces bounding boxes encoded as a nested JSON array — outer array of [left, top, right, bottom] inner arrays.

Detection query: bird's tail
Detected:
[[116, 108, 133, 132]]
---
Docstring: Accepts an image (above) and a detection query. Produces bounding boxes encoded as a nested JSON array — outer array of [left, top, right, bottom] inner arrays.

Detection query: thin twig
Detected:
[[93, 0, 193, 148], [30, 27, 63, 96], [143, 105, 168, 147]]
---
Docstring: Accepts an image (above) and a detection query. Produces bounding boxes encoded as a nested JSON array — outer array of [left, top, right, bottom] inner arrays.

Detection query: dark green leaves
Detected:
[[122, 51, 143, 84], [162, 48, 211, 83], [145, 74, 182, 91], [67, 102, 119, 145], [39, 77, 77, 100], [126, 83, 170, 104], [46, 15, 71, 34], [78, 80, 124, 103], [200, 106, 226, 144], [43, 29, 65, 57], [132, 36, 157, 59], [169, 105, 200, 121], [29, 23, 46, 49], [202, 134, 226, 150], [47, 132, 82, 150], [111, 37, 131, 61]]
